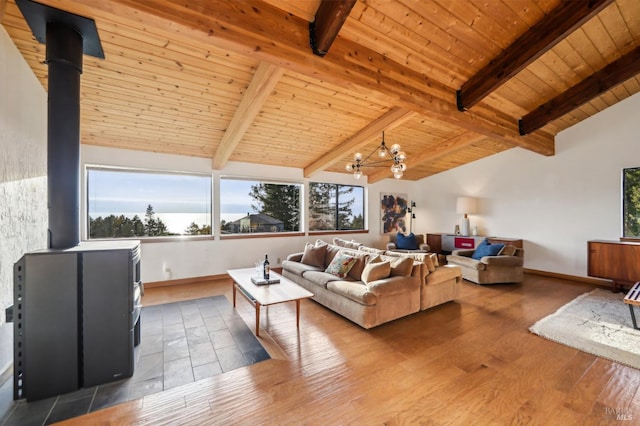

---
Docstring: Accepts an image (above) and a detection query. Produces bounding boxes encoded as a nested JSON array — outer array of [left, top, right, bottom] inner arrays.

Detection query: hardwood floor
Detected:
[[58, 275, 640, 425]]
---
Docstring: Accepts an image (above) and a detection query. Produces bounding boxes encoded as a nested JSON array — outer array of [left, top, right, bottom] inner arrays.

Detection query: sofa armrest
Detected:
[[367, 275, 420, 297], [451, 249, 475, 257], [418, 243, 430, 251], [482, 256, 524, 267], [446, 254, 483, 270], [286, 252, 303, 262], [386, 242, 398, 250]]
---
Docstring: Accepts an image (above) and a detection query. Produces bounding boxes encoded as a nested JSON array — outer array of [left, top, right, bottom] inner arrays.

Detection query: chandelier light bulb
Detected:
[[345, 162, 353, 172], [378, 146, 387, 158], [397, 151, 407, 162], [394, 172, 403, 179], [354, 170, 363, 179], [390, 143, 401, 155], [400, 163, 407, 171], [354, 152, 363, 162]]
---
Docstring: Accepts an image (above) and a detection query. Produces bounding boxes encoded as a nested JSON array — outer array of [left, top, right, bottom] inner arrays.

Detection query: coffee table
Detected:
[[227, 268, 314, 337]]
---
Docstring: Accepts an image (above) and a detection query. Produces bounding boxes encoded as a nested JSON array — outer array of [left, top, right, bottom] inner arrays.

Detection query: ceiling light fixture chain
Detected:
[[345, 131, 407, 179]]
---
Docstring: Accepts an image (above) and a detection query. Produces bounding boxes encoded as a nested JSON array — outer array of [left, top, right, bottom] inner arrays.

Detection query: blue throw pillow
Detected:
[[396, 232, 418, 250], [471, 239, 504, 260]]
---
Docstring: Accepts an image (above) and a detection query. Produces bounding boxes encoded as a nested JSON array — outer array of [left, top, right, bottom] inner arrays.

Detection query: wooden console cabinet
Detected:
[[427, 233, 523, 254], [588, 240, 640, 292]]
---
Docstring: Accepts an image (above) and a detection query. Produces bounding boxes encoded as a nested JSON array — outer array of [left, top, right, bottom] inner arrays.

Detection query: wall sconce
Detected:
[[456, 197, 477, 236]]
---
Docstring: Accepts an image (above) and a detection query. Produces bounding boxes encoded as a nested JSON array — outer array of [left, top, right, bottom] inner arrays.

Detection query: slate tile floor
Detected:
[[0, 296, 270, 426]]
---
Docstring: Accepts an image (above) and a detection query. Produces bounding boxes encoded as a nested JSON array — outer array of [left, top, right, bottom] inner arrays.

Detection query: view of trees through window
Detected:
[[88, 171, 364, 238], [309, 183, 364, 231], [219, 179, 301, 234], [87, 168, 212, 238], [623, 167, 640, 238]]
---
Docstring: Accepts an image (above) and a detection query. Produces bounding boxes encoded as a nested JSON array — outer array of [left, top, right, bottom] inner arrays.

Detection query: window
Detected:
[[219, 178, 301, 234], [623, 167, 640, 238], [87, 167, 212, 239], [309, 182, 364, 231]]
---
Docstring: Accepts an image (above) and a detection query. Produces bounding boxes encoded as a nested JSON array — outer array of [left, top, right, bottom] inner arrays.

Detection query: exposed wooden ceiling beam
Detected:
[[0, 0, 8, 22], [456, 0, 615, 111], [519, 46, 640, 136], [65, 0, 555, 157], [309, 0, 356, 57], [304, 107, 415, 177], [367, 131, 487, 184], [212, 61, 283, 170]]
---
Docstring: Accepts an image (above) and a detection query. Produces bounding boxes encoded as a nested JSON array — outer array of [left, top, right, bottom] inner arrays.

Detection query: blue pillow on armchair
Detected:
[[396, 232, 418, 250], [471, 239, 504, 260]]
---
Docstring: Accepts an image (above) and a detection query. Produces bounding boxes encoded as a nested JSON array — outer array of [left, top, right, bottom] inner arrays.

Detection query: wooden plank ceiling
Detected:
[[2, 0, 639, 182]]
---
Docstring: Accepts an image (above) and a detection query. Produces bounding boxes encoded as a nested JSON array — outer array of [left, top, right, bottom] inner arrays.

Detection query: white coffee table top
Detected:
[[227, 268, 313, 306]]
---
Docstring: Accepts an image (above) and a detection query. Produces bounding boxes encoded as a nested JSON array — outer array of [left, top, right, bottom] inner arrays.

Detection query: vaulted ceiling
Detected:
[[2, 0, 639, 182]]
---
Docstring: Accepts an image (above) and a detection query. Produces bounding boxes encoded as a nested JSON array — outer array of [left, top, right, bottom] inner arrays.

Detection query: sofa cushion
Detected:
[[471, 239, 504, 260], [282, 260, 322, 277], [368, 275, 420, 297], [358, 245, 386, 255], [447, 254, 486, 270], [395, 232, 418, 250], [498, 245, 517, 256], [332, 237, 362, 250], [325, 252, 358, 278], [324, 243, 341, 267], [327, 281, 377, 306], [423, 254, 436, 273], [303, 270, 343, 287], [361, 260, 391, 284], [426, 265, 462, 285], [301, 243, 327, 267], [389, 256, 413, 277], [314, 239, 340, 267]]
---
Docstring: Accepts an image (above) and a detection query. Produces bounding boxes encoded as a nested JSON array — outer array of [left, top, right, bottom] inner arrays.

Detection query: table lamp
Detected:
[[456, 196, 477, 236]]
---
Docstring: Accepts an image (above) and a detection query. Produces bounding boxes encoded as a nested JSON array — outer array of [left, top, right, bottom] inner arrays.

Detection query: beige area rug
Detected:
[[529, 289, 640, 369]]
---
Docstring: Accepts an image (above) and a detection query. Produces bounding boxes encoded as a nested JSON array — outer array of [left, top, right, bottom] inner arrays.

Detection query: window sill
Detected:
[[220, 232, 305, 240], [309, 230, 369, 236]]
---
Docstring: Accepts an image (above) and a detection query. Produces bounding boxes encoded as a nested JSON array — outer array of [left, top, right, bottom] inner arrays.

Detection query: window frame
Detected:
[[623, 166, 640, 239], [218, 176, 304, 238], [85, 165, 213, 241], [308, 181, 366, 233]]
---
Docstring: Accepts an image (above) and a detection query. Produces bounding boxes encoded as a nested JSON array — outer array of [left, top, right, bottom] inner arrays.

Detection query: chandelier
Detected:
[[345, 132, 407, 179]]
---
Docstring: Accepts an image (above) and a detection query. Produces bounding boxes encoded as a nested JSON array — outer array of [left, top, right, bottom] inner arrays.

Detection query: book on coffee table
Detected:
[[250, 276, 280, 286]]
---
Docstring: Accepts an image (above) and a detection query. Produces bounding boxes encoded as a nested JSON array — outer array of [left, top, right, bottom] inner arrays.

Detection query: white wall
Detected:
[[410, 92, 640, 278], [0, 27, 47, 367], [81, 146, 410, 282]]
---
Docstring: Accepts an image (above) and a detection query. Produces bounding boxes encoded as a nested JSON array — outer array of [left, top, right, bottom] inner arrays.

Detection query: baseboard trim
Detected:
[[145, 268, 284, 288], [145, 274, 228, 288], [525, 268, 612, 288]]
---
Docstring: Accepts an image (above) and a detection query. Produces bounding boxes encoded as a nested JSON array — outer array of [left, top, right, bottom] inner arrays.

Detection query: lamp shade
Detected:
[[456, 197, 477, 215]]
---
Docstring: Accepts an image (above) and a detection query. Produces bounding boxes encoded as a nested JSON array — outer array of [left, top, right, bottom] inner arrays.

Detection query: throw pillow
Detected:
[[429, 252, 439, 268], [361, 261, 391, 284], [424, 254, 436, 273], [498, 245, 517, 256], [389, 257, 414, 277], [325, 253, 358, 278], [471, 239, 505, 260], [395, 232, 418, 250], [301, 243, 327, 268]]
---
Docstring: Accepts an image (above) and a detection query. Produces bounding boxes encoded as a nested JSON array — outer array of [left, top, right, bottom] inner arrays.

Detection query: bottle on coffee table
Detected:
[[263, 254, 270, 280]]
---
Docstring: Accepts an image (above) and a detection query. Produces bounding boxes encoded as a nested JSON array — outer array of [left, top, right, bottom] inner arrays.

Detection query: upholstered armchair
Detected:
[[446, 241, 524, 284], [386, 232, 430, 253]]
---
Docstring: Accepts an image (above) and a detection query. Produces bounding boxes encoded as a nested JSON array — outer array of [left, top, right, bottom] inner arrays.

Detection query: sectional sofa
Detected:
[[282, 238, 462, 328]]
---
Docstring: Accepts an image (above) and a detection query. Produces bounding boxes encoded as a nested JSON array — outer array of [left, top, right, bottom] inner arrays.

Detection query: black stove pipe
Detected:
[[46, 22, 83, 249]]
